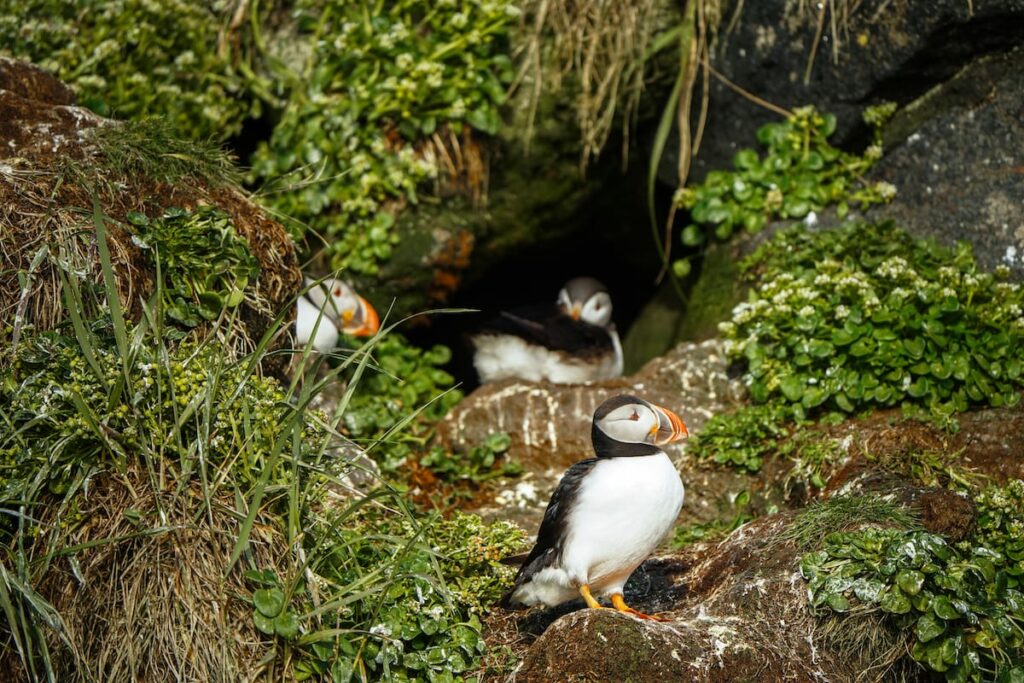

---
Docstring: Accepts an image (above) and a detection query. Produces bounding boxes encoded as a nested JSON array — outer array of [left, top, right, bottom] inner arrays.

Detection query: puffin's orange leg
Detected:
[[611, 593, 669, 621], [579, 584, 603, 609]]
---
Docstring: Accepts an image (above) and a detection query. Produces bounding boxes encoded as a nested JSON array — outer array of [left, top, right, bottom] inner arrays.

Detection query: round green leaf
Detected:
[[253, 609, 275, 635], [274, 611, 299, 639], [880, 588, 912, 614], [915, 613, 946, 643], [897, 569, 925, 596], [254, 587, 285, 618], [932, 595, 960, 620]]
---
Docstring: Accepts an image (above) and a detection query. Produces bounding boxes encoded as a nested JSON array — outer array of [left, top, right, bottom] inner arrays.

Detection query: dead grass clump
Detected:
[[29, 468, 289, 682], [511, 0, 677, 167]]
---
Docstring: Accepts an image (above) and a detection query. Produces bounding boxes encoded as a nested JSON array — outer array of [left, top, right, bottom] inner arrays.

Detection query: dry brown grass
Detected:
[[511, 0, 676, 169], [9, 467, 291, 682]]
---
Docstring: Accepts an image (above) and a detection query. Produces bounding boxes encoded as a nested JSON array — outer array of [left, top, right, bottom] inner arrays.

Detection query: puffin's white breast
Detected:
[[562, 453, 683, 592], [295, 296, 339, 353], [472, 331, 623, 384]]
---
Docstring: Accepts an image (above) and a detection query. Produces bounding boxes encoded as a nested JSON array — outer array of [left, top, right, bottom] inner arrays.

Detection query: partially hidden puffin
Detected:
[[295, 277, 380, 352], [471, 277, 623, 384], [501, 394, 687, 619]]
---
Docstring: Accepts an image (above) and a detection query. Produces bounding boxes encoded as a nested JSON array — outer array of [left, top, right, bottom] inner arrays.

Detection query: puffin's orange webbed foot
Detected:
[[579, 584, 604, 609], [611, 594, 670, 621]]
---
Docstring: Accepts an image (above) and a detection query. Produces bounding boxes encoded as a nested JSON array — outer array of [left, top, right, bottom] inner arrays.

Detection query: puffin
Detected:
[[471, 277, 623, 384], [501, 394, 687, 619], [295, 277, 380, 352]]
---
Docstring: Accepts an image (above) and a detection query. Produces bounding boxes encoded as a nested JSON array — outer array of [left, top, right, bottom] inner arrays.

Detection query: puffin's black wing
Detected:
[[476, 304, 613, 356], [501, 458, 598, 607]]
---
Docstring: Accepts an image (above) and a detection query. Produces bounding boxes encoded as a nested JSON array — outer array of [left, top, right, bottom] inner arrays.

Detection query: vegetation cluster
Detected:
[[671, 105, 895, 277], [802, 482, 1024, 682], [692, 222, 1024, 474]]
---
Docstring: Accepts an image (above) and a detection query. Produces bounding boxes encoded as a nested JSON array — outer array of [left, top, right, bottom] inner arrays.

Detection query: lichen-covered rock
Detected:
[[510, 510, 918, 682], [438, 340, 801, 530], [0, 59, 300, 363]]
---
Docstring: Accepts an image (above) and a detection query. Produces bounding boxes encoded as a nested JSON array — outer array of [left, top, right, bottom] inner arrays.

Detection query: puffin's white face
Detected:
[[305, 278, 380, 337], [557, 278, 613, 328], [594, 398, 688, 446]]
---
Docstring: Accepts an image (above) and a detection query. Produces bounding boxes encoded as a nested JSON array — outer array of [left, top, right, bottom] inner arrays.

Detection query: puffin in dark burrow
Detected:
[[501, 394, 687, 619], [295, 277, 380, 352], [471, 277, 623, 384]]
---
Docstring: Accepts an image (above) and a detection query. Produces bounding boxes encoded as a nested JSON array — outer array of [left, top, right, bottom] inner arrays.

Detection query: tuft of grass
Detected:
[[780, 494, 918, 550], [0, 204, 521, 681], [81, 118, 241, 187]]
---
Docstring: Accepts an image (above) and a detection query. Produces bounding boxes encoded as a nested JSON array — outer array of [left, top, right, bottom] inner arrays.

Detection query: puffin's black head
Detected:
[[556, 277, 612, 328], [591, 394, 688, 458]]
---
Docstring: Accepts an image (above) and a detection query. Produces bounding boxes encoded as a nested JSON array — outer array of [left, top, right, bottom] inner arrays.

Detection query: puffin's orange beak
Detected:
[[651, 404, 688, 444], [346, 296, 380, 337], [570, 304, 582, 321]]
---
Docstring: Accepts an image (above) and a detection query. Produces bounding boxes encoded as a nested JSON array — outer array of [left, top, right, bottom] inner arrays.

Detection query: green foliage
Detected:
[[81, 118, 241, 187], [802, 481, 1024, 682], [420, 432, 523, 484], [672, 490, 755, 549], [689, 402, 794, 473], [671, 105, 894, 274], [701, 221, 1024, 473], [260, 508, 525, 682], [0, 0, 253, 139], [126, 207, 260, 327], [251, 0, 519, 275], [731, 221, 1024, 416], [0, 332, 292, 504], [343, 334, 464, 472]]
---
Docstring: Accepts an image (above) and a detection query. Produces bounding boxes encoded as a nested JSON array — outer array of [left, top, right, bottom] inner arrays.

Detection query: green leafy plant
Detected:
[[801, 482, 1024, 681], [0, 0, 254, 139], [126, 206, 260, 327], [252, 0, 518, 275], [420, 432, 523, 484], [697, 221, 1024, 473], [672, 490, 756, 549], [689, 402, 794, 473], [0, 203, 531, 680], [0, 332, 290, 502], [671, 104, 895, 277], [343, 334, 463, 472], [267, 508, 525, 682]]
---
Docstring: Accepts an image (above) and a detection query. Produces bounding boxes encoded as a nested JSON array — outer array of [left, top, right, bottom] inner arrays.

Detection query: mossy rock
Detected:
[[0, 59, 300, 365], [622, 240, 742, 372]]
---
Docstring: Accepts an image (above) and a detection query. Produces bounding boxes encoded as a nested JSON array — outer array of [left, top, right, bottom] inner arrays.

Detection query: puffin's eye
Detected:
[[628, 410, 639, 421], [594, 303, 603, 310], [333, 288, 342, 297]]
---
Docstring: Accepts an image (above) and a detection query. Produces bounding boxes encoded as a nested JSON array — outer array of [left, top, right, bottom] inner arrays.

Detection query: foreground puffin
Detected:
[[295, 277, 380, 352], [471, 277, 623, 384], [501, 394, 687, 619]]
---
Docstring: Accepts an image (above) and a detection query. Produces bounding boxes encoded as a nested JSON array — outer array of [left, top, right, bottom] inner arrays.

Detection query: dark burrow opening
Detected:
[[403, 159, 682, 392]]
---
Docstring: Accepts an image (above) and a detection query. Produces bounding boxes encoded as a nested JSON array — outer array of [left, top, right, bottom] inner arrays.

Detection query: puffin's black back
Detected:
[[500, 458, 598, 607], [474, 303, 614, 357]]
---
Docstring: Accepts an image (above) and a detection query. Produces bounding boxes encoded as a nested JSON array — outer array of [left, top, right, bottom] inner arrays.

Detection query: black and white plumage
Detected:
[[502, 394, 688, 619], [295, 277, 379, 352], [471, 277, 623, 384]]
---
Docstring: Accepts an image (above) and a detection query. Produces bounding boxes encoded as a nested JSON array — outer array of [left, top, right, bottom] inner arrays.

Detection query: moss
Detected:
[[675, 240, 743, 342]]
